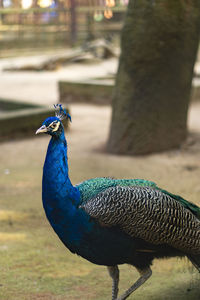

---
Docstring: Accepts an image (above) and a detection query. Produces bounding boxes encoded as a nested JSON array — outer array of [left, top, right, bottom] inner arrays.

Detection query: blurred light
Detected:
[[104, 9, 113, 19], [105, 0, 115, 8], [38, 0, 53, 8], [94, 11, 104, 22], [42, 0, 57, 22], [3, 0, 12, 8], [21, 0, 33, 9], [120, 0, 128, 4]]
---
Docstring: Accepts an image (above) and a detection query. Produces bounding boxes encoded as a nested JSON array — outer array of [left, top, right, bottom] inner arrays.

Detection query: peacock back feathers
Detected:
[[80, 184, 200, 255], [77, 177, 157, 204], [78, 177, 200, 222]]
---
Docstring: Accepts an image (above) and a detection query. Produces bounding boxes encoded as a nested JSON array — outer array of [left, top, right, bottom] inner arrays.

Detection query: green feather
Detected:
[[77, 177, 157, 204]]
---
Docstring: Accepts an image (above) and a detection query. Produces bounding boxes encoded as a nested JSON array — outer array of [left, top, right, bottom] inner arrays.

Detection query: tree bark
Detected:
[[107, 0, 200, 155]]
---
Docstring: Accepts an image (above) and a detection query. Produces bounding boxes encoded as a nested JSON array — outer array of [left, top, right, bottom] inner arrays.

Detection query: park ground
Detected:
[[0, 55, 200, 299]]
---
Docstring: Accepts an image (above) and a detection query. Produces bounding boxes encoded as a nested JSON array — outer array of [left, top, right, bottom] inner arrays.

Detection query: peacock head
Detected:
[[36, 104, 71, 137]]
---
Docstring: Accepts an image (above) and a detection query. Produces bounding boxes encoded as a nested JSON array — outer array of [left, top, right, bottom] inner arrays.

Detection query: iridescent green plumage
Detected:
[[78, 177, 157, 204]]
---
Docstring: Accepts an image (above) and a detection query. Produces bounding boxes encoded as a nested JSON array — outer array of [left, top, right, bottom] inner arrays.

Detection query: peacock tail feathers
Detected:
[[159, 189, 200, 220], [187, 254, 200, 272]]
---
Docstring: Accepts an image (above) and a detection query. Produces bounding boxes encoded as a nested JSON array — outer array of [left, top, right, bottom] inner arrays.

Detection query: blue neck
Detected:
[[42, 130, 95, 256], [42, 131, 80, 225]]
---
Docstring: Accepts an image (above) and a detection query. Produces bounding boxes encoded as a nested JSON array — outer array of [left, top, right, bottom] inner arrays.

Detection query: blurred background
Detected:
[[0, 1, 200, 299], [0, 0, 127, 138], [0, 0, 127, 52]]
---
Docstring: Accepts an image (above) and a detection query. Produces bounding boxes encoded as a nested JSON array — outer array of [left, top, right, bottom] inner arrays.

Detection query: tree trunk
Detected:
[[107, 0, 200, 155]]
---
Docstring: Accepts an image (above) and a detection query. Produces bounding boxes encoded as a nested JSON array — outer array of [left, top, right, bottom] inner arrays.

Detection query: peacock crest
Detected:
[[54, 104, 72, 122]]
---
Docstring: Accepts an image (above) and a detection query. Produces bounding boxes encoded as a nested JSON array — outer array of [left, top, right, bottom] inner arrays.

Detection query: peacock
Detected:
[[36, 104, 200, 300]]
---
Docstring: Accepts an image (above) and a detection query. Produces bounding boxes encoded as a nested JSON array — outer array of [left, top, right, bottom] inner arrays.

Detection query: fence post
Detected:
[[70, 0, 77, 45], [0, 0, 4, 24], [86, 12, 95, 42]]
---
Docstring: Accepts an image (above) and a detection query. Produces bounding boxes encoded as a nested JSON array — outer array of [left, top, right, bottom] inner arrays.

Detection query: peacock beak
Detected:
[[36, 125, 47, 134]]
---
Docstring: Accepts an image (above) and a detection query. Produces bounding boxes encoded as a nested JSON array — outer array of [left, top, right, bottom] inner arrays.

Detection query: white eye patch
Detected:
[[48, 121, 60, 132]]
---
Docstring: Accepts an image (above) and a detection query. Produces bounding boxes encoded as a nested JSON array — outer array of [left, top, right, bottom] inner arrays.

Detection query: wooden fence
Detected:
[[0, 4, 126, 51]]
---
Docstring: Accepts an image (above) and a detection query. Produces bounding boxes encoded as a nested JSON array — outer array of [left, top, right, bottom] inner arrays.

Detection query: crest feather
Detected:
[[54, 104, 72, 122]]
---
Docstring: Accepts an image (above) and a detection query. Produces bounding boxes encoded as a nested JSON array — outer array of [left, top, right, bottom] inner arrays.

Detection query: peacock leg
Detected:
[[107, 265, 120, 300], [117, 267, 152, 300]]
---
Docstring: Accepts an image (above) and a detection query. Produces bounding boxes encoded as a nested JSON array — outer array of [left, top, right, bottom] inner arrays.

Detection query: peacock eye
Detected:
[[51, 123, 57, 128], [48, 120, 60, 131]]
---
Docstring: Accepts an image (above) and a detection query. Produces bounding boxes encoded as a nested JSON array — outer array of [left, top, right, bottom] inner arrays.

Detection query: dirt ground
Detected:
[[0, 56, 117, 105], [0, 102, 200, 299]]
